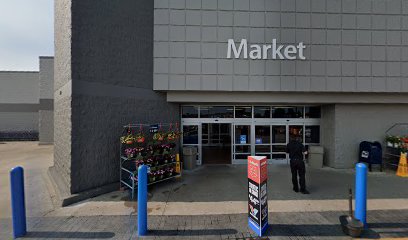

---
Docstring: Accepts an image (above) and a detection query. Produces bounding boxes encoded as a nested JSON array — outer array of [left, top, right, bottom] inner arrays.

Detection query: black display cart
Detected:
[[120, 123, 182, 199]]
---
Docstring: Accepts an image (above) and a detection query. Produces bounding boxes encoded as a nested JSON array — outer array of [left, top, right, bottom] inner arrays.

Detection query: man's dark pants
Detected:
[[290, 159, 306, 191]]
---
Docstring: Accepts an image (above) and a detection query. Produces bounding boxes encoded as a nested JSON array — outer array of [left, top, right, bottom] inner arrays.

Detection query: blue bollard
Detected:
[[355, 163, 367, 227], [138, 165, 148, 236], [10, 166, 27, 238]]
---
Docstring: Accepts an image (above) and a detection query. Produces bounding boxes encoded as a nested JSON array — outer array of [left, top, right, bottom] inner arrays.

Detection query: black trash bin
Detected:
[[359, 141, 382, 171]]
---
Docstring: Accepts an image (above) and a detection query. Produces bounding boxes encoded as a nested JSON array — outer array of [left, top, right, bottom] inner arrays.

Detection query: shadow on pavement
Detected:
[[23, 231, 115, 239], [149, 228, 238, 236], [265, 224, 380, 238]]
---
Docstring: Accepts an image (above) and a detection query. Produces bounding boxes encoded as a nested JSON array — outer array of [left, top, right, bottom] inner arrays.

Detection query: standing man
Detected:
[[286, 137, 310, 194]]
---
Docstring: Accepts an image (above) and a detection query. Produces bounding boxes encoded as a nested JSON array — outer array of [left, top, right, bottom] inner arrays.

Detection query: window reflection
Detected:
[[183, 125, 198, 144], [255, 126, 270, 144], [235, 106, 252, 118], [305, 125, 320, 143], [289, 125, 303, 142], [272, 107, 303, 118], [182, 106, 199, 118], [235, 145, 250, 153], [200, 106, 233, 118], [272, 126, 286, 143], [305, 106, 321, 118], [254, 106, 271, 118], [235, 154, 250, 159], [255, 145, 270, 153]]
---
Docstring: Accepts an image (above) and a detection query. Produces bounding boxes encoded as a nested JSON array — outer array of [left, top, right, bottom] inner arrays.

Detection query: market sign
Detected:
[[247, 156, 268, 236], [227, 39, 306, 60]]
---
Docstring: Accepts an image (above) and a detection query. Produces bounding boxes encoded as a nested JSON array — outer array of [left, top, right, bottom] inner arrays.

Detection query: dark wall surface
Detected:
[[71, 0, 154, 89], [55, 0, 179, 194]]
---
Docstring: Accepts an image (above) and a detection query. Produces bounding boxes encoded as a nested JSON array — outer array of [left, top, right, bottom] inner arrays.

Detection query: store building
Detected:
[[52, 0, 408, 202], [0, 57, 54, 144]]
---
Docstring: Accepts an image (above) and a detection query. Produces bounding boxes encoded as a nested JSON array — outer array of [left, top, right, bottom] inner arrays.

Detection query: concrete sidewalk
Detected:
[[1, 209, 408, 239], [0, 142, 55, 219], [1, 142, 408, 239]]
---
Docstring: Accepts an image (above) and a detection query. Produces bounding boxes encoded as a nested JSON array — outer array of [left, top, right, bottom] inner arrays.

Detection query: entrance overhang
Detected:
[[167, 92, 408, 104]]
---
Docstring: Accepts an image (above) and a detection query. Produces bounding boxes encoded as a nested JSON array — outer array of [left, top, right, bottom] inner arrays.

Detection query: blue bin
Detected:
[[359, 141, 382, 171]]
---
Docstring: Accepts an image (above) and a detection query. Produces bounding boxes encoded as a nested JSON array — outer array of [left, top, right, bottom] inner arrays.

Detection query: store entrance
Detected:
[[202, 123, 231, 164]]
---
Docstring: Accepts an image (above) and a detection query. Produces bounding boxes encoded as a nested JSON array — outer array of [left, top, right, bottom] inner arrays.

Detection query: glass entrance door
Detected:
[[271, 125, 304, 163], [182, 124, 200, 164], [202, 123, 231, 164], [254, 125, 271, 160], [271, 125, 287, 162], [288, 125, 304, 142], [233, 124, 251, 163], [181, 105, 321, 165]]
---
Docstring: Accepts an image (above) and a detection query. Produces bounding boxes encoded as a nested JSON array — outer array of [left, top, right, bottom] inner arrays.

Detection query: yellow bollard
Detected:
[[175, 154, 182, 177], [396, 152, 408, 177]]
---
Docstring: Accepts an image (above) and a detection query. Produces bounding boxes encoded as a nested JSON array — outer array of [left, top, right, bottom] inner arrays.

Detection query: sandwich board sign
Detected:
[[247, 156, 268, 236]]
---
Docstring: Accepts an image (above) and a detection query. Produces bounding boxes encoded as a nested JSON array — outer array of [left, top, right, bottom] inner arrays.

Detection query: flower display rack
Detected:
[[120, 123, 182, 199], [384, 123, 408, 169]]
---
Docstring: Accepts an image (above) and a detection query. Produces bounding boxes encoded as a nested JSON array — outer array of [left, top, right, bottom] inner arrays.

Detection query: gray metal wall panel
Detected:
[[320, 104, 335, 167], [0, 112, 39, 131], [333, 104, 408, 168], [0, 71, 40, 138], [39, 57, 55, 144], [39, 110, 54, 144], [0, 72, 39, 103], [39, 57, 55, 100], [154, 0, 408, 93]]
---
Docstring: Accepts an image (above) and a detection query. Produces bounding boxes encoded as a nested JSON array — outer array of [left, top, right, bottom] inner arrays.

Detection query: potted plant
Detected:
[[146, 157, 154, 166], [158, 170, 165, 180], [121, 133, 135, 145], [163, 154, 170, 164], [146, 145, 154, 155], [124, 148, 136, 158], [166, 131, 177, 141], [135, 152, 144, 161], [134, 146, 145, 154], [153, 132, 165, 141], [148, 172, 156, 183], [165, 167, 174, 178], [135, 132, 145, 143], [400, 136, 408, 153], [169, 142, 176, 150], [394, 136, 402, 148], [385, 135, 394, 147]]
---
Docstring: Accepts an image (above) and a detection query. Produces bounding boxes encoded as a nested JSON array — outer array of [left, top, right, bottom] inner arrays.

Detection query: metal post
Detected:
[[10, 166, 27, 238], [138, 165, 148, 236], [355, 163, 367, 227]]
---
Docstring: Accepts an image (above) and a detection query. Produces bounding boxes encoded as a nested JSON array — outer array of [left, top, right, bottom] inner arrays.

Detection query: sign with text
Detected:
[[149, 124, 159, 133], [227, 39, 306, 60], [247, 156, 268, 236]]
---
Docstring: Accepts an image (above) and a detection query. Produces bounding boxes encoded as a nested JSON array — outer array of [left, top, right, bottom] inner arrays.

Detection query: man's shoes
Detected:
[[293, 188, 299, 193], [301, 190, 310, 194]]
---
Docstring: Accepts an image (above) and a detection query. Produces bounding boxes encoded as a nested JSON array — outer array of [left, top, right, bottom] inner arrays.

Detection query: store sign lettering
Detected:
[[227, 39, 306, 60]]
